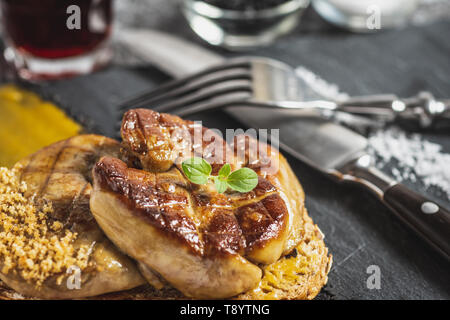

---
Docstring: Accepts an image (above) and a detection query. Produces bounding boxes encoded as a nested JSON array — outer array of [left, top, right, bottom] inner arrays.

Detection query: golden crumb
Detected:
[[0, 167, 90, 287], [51, 221, 63, 232]]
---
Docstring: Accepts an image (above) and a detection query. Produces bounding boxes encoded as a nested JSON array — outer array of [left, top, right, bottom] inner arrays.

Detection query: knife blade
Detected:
[[117, 29, 224, 77], [116, 28, 450, 260]]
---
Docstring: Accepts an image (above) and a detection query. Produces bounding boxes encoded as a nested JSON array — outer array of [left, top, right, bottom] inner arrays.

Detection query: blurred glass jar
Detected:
[[312, 0, 420, 32], [181, 0, 310, 50], [0, 0, 113, 80]]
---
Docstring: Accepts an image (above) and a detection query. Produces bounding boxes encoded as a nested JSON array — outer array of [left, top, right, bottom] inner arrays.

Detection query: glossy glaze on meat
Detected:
[[90, 109, 306, 298], [121, 108, 239, 174]]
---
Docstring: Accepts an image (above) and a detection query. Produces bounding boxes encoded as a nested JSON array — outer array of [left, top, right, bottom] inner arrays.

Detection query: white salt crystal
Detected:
[[367, 127, 450, 198]]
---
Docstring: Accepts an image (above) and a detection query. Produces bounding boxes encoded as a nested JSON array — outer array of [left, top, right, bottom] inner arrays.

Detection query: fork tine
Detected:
[[152, 79, 252, 113], [173, 92, 251, 117], [115, 80, 251, 135], [117, 60, 251, 112], [131, 68, 251, 108]]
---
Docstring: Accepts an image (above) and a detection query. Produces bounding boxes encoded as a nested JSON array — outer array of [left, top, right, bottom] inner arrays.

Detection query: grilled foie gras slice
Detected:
[[89, 109, 307, 298], [120, 109, 304, 265], [1, 135, 145, 299], [91, 157, 262, 298]]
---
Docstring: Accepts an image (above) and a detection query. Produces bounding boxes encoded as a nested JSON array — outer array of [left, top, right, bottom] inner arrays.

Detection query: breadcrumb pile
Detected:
[[0, 167, 90, 287]]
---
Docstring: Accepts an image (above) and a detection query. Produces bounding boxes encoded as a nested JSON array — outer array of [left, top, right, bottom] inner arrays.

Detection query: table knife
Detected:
[[117, 28, 450, 259]]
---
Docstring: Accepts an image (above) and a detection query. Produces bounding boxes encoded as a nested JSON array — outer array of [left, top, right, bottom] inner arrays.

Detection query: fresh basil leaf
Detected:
[[218, 163, 231, 178], [181, 157, 211, 185], [214, 178, 228, 194], [226, 167, 258, 193]]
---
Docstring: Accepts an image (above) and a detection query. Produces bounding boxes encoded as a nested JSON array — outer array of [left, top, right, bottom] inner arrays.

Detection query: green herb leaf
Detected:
[[182, 158, 258, 194], [226, 167, 259, 193], [181, 157, 212, 185], [214, 178, 228, 194], [218, 163, 231, 178]]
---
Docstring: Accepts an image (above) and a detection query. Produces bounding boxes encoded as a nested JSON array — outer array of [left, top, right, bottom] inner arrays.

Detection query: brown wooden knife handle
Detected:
[[341, 160, 450, 260], [383, 183, 450, 260]]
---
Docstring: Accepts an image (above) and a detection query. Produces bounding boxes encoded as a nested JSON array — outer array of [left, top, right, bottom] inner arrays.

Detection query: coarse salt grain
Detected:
[[367, 127, 450, 197]]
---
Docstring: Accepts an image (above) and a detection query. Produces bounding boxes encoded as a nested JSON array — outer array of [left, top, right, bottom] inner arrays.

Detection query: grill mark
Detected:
[[265, 212, 275, 222], [135, 110, 148, 154], [18, 152, 37, 181], [64, 181, 90, 228], [229, 192, 278, 209], [173, 165, 205, 239], [174, 164, 256, 256], [67, 146, 99, 153], [16, 145, 100, 180], [37, 139, 70, 197]]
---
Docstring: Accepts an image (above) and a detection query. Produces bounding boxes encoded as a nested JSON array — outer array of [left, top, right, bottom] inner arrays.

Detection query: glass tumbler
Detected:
[[181, 0, 310, 51], [312, 0, 420, 32], [0, 0, 113, 80]]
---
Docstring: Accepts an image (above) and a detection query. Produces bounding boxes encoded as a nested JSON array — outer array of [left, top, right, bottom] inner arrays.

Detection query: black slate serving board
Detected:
[[1, 4, 449, 299]]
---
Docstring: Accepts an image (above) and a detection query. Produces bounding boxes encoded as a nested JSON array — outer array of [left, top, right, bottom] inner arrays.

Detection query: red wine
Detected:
[[1, 0, 112, 59]]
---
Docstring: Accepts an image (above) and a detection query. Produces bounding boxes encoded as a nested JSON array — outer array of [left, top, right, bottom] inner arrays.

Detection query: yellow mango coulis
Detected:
[[0, 85, 81, 167]]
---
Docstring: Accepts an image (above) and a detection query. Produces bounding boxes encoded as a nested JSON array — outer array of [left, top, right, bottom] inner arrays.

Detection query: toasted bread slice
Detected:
[[0, 212, 331, 300]]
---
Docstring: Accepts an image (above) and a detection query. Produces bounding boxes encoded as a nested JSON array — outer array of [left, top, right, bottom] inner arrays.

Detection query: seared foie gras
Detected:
[[89, 109, 309, 298], [91, 157, 262, 298], [120, 109, 303, 264], [0, 135, 145, 299]]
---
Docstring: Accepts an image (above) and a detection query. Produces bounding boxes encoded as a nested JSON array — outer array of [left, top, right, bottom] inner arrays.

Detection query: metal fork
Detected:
[[117, 57, 450, 130]]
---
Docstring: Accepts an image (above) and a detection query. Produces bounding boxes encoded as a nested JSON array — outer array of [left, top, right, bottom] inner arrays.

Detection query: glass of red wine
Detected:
[[0, 0, 113, 80]]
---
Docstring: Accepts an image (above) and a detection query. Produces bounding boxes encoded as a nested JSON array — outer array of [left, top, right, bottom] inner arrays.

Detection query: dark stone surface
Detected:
[[1, 2, 449, 299]]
